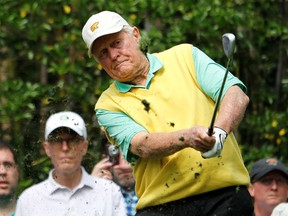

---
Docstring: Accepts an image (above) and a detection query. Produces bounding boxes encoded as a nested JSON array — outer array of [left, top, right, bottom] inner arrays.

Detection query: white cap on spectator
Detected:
[[45, 111, 87, 140]]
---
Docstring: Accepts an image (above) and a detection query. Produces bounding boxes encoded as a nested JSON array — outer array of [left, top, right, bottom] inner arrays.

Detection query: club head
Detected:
[[222, 33, 235, 59]]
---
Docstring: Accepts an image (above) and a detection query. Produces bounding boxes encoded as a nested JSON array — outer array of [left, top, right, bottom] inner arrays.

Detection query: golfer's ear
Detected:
[[132, 27, 141, 40]]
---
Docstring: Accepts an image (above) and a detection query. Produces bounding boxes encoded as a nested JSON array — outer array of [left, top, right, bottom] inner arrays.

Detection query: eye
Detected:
[[98, 49, 108, 60], [113, 39, 122, 48], [2, 162, 15, 169], [261, 178, 272, 185], [5, 162, 13, 169], [276, 177, 288, 185], [48, 137, 62, 143]]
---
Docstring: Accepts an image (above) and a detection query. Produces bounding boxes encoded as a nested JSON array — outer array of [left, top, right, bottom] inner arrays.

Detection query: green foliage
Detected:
[[0, 80, 42, 120], [1, 0, 288, 195]]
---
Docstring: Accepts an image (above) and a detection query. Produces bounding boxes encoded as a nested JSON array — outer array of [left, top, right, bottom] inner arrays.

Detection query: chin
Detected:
[[267, 199, 283, 206]]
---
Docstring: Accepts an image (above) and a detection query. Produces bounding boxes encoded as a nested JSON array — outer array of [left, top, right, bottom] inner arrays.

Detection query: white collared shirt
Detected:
[[15, 167, 126, 216]]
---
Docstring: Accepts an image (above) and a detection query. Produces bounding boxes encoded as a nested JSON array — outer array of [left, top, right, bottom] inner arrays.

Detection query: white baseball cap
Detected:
[[82, 11, 129, 57], [45, 111, 87, 140]]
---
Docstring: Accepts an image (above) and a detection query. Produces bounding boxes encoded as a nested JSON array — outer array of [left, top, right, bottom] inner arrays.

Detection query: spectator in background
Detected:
[[92, 136, 138, 216], [249, 158, 288, 216], [15, 111, 126, 216], [0, 139, 19, 216]]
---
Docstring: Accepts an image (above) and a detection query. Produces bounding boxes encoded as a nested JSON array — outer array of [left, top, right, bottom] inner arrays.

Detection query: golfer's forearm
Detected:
[[130, 130, 190, 158], [215, 86, 249, 134]]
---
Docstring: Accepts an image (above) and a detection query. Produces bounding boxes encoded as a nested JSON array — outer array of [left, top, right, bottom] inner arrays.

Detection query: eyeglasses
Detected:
[[0, 162, 17, 170], [258, 176, 288, 186], [47, 136, 84, 148]]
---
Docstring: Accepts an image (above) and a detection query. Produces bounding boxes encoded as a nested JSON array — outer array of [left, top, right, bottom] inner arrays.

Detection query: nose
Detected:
[[118, 157, 132, 169], [271, 180, 278, 189], [0, 164, 7, 173], [61, 141, 70, 151], [108, 48, 118, 60], [121, 159, 130, 165]]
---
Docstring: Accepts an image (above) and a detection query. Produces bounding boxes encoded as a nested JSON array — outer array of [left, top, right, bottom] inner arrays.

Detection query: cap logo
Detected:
[[90, 22, 99, 32], [60, 115, 69, 121], [266, 158, 278, 166]]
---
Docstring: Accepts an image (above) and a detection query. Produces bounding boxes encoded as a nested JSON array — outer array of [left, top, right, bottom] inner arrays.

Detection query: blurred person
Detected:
[[249, 158, 288, 216], [15, 111, 126, 216], [82, 11, 252, 215], [92, 137, 138, 216], [0, 139, 19, 216]]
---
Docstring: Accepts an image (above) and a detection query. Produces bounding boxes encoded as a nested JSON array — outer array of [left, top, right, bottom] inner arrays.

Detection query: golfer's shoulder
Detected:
[[165, 43, 192, 53], [154, 44, 192, 59]]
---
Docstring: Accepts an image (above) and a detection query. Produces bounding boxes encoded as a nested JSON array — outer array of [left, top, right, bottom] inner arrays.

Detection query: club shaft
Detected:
[[208, 58, 231, 136]]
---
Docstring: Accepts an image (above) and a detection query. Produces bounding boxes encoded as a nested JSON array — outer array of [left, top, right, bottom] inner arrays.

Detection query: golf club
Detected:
[[207, 33, 236, 136]]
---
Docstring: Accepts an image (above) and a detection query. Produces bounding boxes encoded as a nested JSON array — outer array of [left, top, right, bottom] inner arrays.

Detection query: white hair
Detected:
[[122, 25, 134, 35]]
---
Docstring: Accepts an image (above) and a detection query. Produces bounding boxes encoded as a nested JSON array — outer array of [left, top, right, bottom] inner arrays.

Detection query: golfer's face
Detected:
[[92, 28, 144, 83]]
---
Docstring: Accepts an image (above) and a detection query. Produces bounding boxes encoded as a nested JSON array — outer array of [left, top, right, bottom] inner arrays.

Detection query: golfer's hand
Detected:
[[202, 127, 227, 158]]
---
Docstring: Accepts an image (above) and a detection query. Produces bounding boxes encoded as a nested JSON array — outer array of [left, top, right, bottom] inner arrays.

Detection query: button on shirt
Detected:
[[15, 167, 126, 216]]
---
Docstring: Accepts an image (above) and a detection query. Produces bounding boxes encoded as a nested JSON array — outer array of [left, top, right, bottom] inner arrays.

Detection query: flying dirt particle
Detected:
[[165, 183, 169, 188], [217, 162, 224, 166], [169, 122, 175, 127], [194, 172, 200, 179], [178, 136, 185, 142], [141, 99, 150, 112]]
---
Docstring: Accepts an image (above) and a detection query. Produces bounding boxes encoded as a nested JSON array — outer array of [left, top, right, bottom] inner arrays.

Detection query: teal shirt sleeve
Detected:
[[192, 46, 246, 101], [96, 110, 146, 162]]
